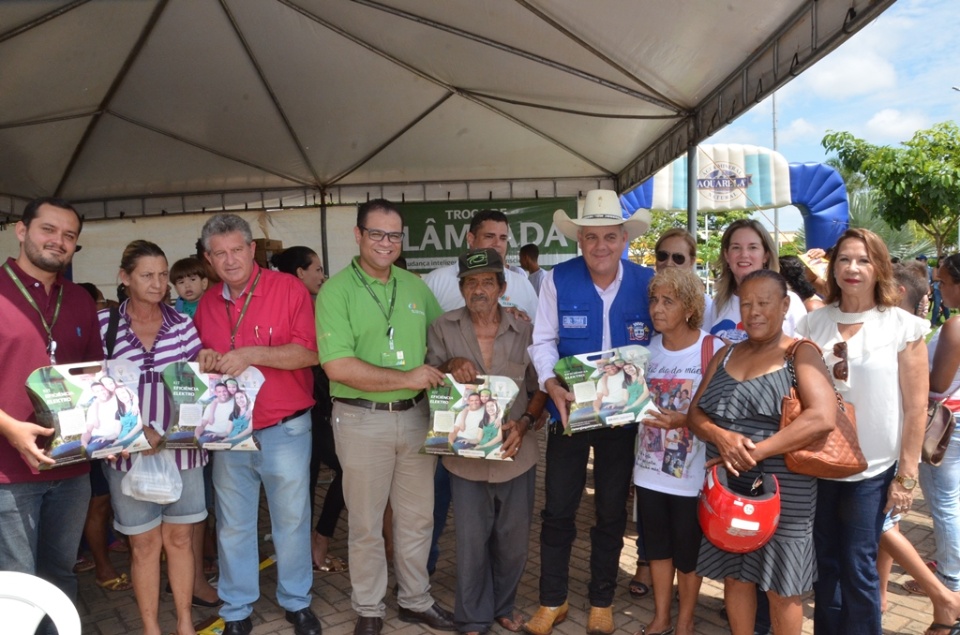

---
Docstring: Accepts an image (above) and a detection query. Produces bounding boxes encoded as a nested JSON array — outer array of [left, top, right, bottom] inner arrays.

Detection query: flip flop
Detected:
[[494, 611, 525, 632], [96, 573, 132, 592], [73, 556, 95, 574], [904, 578, 928, 596], [629, 578, 651, 599], [926, 620, 960, 635], [639, 627, 675, 635], [313, 555, 348, 573]]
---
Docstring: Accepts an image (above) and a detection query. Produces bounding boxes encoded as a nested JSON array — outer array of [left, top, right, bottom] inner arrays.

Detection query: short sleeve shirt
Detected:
[[193, 264, 316, 429], [317, 259, 442, 402]]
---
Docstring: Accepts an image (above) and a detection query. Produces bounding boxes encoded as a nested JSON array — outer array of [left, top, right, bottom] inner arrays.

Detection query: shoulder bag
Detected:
[[923, 399, 956, 466], [780, 338, 867, 479]]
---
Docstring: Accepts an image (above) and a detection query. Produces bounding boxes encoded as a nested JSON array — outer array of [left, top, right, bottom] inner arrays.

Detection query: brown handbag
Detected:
[[923, 399, 956, 466], [780, 339, 868, 479]]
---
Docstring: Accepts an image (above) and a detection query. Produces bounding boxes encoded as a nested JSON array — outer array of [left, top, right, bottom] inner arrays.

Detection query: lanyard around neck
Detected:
[[351, 261, 397, 342], [226, 271, 261, 351], [4, 262, 63, 363]]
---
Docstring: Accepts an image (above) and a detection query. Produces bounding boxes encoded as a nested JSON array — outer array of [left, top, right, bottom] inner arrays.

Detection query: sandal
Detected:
[[313, 555, 348, 573], [96, 573, 132, 592], [628, 578, 651, 599], [494, 611, 525, 632], [926, 620, 960, 635], [904, 578, 928, 596], [73, 556, 95, 574]]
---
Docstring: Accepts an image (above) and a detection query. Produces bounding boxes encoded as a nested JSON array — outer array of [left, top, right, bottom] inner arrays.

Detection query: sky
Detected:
[[704, 0, 960, 232]]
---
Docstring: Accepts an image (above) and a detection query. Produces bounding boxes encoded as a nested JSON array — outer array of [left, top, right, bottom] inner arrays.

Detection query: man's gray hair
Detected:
[[201, 214, 253, 252]]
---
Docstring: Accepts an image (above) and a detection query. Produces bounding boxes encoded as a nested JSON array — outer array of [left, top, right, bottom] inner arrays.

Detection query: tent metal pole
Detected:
[[686, 144, 697, 236]]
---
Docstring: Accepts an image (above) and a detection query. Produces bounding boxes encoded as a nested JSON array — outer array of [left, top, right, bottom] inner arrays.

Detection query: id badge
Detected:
[[382, 349, 406, 367]]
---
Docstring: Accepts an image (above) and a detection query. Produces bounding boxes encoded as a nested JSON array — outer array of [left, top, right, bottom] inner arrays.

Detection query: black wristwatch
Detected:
[[519, 412, 536, 430]]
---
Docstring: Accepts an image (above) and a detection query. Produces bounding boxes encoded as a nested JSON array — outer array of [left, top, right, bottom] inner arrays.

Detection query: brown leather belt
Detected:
[[334, 392, 425, 412]]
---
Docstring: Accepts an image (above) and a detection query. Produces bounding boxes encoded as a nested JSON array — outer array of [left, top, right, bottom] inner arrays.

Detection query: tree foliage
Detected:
[[822, 122, 960, 256]]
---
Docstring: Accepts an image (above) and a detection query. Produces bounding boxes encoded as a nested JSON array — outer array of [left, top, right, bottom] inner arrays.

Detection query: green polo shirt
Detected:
[[317, 257, 442, 402]]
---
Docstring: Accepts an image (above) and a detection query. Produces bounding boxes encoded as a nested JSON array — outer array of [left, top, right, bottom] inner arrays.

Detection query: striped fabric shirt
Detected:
[[98, 301, 206, 471]]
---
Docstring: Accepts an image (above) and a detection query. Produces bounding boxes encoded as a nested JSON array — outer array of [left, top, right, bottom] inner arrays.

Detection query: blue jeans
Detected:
[[539, 423, 637, 607], [213, 413, 314, 621], [919, 425, 960, 591], [813, 465, 895, 635], [0, 475, 91, 602]]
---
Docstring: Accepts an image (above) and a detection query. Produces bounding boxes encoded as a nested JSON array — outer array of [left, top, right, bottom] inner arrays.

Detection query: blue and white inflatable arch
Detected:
[[620, 144, 849, 250]]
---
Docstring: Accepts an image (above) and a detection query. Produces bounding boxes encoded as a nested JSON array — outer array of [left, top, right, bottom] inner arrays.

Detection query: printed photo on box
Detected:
[[552, 345, 656, 432], [26, 360, 152, 468], [162, 362, 264, 451], [424, 374, 519, 460]]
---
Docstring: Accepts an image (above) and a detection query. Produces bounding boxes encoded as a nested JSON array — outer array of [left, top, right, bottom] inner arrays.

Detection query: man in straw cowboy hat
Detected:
[[526, 189, 654, 635]]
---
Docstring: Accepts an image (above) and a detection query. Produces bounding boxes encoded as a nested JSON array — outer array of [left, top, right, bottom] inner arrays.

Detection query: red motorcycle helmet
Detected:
[[698, 464, 780, 554]]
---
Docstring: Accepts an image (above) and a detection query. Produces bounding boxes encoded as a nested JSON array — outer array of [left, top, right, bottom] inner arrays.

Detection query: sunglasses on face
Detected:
[[833, 341, 848, 381], [656, 250, 687, 265]]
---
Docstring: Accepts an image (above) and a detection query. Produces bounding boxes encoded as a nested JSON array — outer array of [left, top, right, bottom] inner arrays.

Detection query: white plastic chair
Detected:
[[0, 571, 81, 635]]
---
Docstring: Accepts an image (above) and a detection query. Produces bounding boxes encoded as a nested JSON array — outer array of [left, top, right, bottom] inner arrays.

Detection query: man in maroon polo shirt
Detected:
[[0, 197, 102, 610], [193, 213, 321, 635]]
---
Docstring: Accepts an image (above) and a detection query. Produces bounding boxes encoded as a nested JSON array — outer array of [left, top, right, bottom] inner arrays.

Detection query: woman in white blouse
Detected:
[[796, 228, 928, 635]]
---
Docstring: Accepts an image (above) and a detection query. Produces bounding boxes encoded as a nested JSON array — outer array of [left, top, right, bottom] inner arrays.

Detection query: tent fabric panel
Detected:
[[336, 96, 607, 185], [0, 0, 159, 125], [108, 0, 312, 183], [0, 118, 92, 200], [226, 0, 454, 182], [59, 115, 305, 201], [489, 102, 679, 174]]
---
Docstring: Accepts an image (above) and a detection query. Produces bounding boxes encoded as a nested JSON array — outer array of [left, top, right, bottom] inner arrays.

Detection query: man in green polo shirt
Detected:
[[316, 198, 452, 635]]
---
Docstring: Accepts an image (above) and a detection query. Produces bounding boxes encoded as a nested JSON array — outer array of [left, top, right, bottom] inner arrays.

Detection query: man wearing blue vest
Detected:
[[526, 190, 653, 635]]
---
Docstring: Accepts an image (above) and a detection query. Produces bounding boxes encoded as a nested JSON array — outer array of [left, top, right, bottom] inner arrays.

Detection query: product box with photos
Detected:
[[26, 360, 153, 468], [423, 375, 520, 460], [162, 362, 264, 451], [552, 345, 656, 433]]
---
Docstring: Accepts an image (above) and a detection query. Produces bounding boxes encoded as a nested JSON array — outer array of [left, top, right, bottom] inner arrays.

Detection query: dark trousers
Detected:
[[428, 461, 451, 575], [813, 464, 895, 635], [310, 398, 345, 538], [450, 467, 536, 632], [539, 424, 637, 607]]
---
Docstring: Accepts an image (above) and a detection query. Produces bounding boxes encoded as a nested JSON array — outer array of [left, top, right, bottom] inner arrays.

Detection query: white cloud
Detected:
[[803, 50, 896, 99], [777, 118, 818, 145], [863, 109, 929, 143]]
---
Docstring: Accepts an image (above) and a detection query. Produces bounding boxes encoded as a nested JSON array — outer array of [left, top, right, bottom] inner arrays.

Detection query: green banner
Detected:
[[395, 198, 578, 272]]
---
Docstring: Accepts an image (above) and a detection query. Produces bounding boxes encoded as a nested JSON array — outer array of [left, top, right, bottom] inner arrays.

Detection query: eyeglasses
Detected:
[[833, 341, 848, 381], [359, 226, 404, 244], [656, 250, 687, 265]]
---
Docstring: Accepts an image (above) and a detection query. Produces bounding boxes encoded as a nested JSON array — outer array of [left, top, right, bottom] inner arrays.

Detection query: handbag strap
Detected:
[[700, 334, 716, 373], [784, 338, 849, 413]]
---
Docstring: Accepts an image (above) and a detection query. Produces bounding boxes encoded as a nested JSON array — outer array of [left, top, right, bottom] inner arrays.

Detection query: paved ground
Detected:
[[77, 442, 941, 634]]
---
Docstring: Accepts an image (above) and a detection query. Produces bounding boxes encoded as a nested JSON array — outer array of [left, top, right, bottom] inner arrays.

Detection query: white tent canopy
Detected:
[[0, 0, 895, 222]]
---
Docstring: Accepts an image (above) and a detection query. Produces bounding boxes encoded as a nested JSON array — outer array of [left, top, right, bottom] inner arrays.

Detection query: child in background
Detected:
[[171, 257, 208, 318]]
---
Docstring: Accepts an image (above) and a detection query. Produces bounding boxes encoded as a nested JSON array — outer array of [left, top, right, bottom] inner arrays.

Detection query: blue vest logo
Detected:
[[628, 321, 650, 342], [562, 315, 588, 329]]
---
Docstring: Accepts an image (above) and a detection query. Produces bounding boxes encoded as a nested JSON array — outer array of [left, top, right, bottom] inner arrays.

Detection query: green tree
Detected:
[[823, 122, 960, 256]]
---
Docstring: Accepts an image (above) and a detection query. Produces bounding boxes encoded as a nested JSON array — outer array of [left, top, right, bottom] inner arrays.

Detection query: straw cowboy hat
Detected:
[[553, 189, 651, 241]]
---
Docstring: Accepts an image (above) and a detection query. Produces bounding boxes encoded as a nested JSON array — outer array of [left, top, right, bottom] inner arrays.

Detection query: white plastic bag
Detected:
[[121, 450, 183, 504]]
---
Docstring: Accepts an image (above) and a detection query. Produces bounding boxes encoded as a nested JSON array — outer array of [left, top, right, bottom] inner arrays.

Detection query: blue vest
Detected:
[[547, 257, 654, 421]]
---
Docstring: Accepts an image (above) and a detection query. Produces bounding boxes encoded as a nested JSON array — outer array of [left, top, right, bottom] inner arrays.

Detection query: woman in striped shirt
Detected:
[[99, 240, 218, 635]]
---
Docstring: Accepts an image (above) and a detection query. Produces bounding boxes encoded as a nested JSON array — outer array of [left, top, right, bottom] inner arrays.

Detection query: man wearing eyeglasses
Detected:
[[317, 199, 453, 635]]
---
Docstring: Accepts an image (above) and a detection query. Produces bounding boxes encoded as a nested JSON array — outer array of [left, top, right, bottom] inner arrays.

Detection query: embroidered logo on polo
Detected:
[[408, 302, 426, 316], [562, 315, 588, 329], [628, 321, 650, 342]]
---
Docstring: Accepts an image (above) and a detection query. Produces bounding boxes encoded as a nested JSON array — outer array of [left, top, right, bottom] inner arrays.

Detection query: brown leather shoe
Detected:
[[522, 601, 569, 635], [586, 606, 615, 635], [353, 616, 382, 635]]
